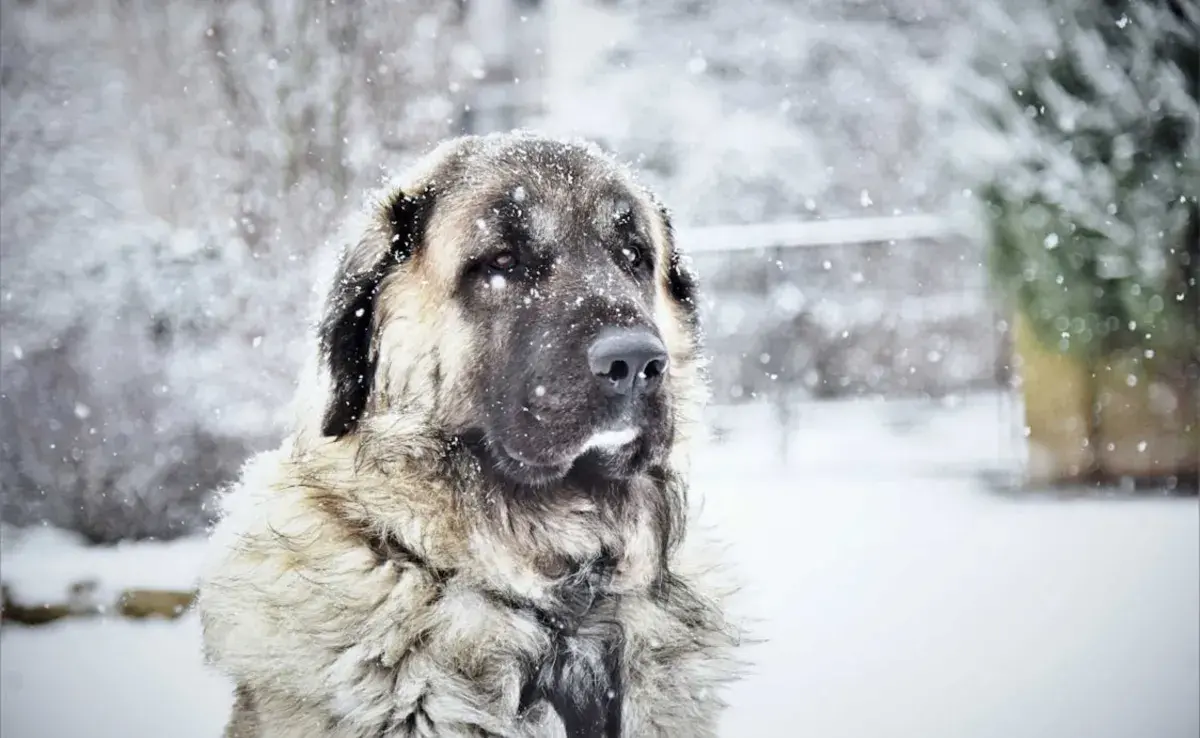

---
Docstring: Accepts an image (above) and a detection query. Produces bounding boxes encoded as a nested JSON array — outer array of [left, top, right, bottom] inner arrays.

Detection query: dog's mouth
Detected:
[[491, 444, 574, 486], [465, 425, 646, 488]]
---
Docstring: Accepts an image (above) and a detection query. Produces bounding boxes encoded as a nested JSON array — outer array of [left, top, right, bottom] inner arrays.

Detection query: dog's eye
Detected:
[[489, 251, 518, 271], [620, 245, 642, 267]]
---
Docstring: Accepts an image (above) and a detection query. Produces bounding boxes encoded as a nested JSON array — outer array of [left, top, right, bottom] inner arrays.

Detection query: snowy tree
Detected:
[[959, 0, 1199, 362], [946, 0, 1199, 483], [0, 0, 472, 540]]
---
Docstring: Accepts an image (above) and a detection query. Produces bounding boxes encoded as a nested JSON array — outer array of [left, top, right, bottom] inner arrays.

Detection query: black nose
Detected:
[[587, 329, 669, 396]]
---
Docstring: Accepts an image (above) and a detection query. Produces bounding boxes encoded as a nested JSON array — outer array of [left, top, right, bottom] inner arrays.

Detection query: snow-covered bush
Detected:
[[0, 0, 471, 541], [954, 0, 1199, 359]]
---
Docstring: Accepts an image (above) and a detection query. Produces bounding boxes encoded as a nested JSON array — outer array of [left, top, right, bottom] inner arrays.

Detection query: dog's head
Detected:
[[309, 132, 703, 489]]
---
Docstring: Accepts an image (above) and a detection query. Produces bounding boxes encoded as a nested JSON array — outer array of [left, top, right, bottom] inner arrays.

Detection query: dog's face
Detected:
[[316, 133, 701, 489]]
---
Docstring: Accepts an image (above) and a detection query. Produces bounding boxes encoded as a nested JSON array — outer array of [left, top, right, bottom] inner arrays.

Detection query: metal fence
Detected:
[[675, 214, 1010, 406]]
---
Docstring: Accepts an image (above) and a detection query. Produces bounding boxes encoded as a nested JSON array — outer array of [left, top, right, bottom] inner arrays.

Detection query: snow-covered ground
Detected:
[[2, 392, 1197, 738]]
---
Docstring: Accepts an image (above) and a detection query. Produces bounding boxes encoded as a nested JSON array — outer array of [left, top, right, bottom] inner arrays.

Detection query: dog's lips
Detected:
[[498, 424, 641, 472], [484, 439, 575, 485], [480, 418, 656, 486], [498, 442, 570, 470]]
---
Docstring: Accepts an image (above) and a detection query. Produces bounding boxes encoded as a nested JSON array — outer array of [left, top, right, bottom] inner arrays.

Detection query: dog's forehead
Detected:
[[469, 140, 646, 238], [514, 187, 636, 244]]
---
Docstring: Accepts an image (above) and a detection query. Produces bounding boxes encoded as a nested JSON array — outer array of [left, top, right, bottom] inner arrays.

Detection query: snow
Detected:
[[0, 615, 230, 738], [2, 392, 1197, 738], [0, 526, 208, 606], [698, 395, 1199, 738]]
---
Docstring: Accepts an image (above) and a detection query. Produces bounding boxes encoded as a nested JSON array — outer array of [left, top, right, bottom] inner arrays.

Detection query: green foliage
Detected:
[[976, 0, 1199, 359]]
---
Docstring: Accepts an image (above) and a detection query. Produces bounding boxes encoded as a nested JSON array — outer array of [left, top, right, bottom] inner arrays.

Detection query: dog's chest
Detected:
[[350, 542, 635, 737], [517, 590, 625, 738]]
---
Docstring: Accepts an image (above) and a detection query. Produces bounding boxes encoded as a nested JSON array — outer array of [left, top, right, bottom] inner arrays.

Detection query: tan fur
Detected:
[[198, 132, 745, 737]]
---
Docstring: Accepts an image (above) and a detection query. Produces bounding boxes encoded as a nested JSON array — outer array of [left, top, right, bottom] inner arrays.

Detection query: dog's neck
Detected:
[[294, 415, 689, 607], [444, 437, 687, 599]]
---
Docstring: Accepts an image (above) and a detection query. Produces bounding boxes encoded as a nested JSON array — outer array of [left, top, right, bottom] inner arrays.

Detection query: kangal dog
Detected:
[[198, 131, 746, 738]]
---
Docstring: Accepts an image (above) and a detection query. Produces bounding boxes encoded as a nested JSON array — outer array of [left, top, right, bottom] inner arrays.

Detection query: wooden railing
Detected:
[[676, 212, 960, 254]]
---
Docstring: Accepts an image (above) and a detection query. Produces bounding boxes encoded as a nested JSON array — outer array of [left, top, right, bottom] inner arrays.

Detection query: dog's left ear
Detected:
[[656, 203, 700, 327], [318, 186, 436, 438]]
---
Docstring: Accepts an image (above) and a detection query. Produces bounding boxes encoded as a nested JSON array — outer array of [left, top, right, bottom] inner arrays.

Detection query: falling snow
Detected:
[[0, 2, 1195, 735]]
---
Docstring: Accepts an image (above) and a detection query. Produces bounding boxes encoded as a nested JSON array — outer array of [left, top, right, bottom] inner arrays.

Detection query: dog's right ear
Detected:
[[655, 202, 700, 329], [318, 186, 436, 438]]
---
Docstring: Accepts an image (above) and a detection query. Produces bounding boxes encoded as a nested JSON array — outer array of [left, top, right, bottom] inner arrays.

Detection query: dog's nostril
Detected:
[[587, 329, 669, 396], [605, 360, 630, 382]]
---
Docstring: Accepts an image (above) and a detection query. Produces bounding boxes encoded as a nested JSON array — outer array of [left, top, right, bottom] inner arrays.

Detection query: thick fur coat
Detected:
[[197, 132, 745, 738]]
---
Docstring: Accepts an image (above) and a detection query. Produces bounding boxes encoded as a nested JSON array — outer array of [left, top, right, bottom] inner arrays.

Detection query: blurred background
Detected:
[[0, 1, 1197, 737]]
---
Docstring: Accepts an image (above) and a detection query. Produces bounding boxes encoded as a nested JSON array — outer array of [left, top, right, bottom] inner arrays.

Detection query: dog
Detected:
[[197, 131, 745, 737]]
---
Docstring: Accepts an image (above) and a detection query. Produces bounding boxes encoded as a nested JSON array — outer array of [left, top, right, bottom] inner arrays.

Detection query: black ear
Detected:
[[657, 204, 700, 327], [319, 187, 435, 437]]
